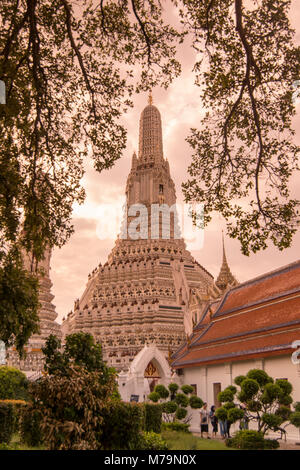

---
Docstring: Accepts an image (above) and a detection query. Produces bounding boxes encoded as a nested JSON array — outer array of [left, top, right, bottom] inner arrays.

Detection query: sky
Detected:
[[51, 1, 300, 323]]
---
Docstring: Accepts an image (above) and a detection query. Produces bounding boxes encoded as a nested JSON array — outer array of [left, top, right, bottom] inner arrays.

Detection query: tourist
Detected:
[[209, 405, 218, 438], [199, 403, 210, 439]]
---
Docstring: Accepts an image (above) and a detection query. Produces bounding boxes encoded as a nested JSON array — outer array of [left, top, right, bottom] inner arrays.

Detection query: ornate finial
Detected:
[[148, 91, 153, 105]]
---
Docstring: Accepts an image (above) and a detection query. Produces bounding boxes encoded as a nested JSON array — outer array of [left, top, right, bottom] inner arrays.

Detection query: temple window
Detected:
[[159, 184, 164, 194]]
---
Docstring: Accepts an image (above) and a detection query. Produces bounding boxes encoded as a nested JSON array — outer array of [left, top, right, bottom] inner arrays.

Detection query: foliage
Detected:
[[162, 401, 178, 414], [176, 407, 188, 420], [226, 430, 265, 450], [181, 0, 300, 255], [0, 402, 14, 444], [181, 384, 194, 395], [215, 407, 228, 422], [161, 422, 191, 433], [174, 393, 189, 408], [189, 395, 204, 409], [20, 407, 43, 447], [0, 366, 29, 400], [148, 391, 160, 403], [290, 412, 300, 429], [42, 333, 114, 387], [168, 383, 179, 399], [0, 253, 39, 355], [154, 384, 169, 399], [137, 431, 168, 450], [263, 439, 280, 450], [148, 383, 203, 425], [27, 365, 118, 450], [294, 402, 300, 413], [100, 401, 145, 450], [216, 369, 298, 436], [217, 388, 235, 403], [0, 0, 183, 352], [144, 403, 162, 434]]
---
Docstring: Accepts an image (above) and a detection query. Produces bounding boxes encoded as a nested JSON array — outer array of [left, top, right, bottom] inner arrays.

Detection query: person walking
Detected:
[[209, 405, 218, 438], [199, 403, 210, 439]]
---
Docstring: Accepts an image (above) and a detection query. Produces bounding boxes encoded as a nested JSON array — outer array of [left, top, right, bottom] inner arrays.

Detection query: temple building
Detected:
[[61, 95, 222, 400], [171, 260, 300, 440], [6, 247, 61, 378]]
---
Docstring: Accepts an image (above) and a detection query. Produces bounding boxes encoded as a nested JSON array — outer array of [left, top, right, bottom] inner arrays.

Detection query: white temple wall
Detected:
[[178, 354, 300, 441]]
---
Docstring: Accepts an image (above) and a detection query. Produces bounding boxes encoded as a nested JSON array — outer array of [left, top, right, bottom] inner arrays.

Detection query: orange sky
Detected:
[[51, 1, 300, 322]]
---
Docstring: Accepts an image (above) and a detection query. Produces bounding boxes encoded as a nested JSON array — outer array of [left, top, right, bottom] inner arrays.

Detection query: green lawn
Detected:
[[0, 433, 45, 451], [1, 431, 230, 451], [161, 430, 232, 450]]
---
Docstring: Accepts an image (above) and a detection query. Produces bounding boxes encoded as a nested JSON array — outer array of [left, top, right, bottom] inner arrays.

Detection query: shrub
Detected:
[[144, 403, 162, 433], [162, 401, 177, 414], [148, 391, 160, 403], [161, 422, 190, 433], [28, 365, 118, 450], [264, 439, 280, 449], [0, 366, 29, 401], [290, 412, 300, 428], [101, 401, 145, 450], [181, 385, 194, 395], [225, 385, 237, 394], [247, 369, 272, 387], [0, 402, 14, 444], [226, 430, 265, 450], [137, 431, 168, 450], [276, 379, 293, 395], [20, 407, 43, 447], [227, 407, 245, 423], [218, 389, 234, 403], [262, 413, 283, 430], [168, 383, 179, 397], [154, 385, 169, 399], [215, 407, 227, 422], [175, 407, 187, 420], [189, 395, 204, 409], [240, 378, 260, 398], [174, 393, 189, 408], [234, 375, 246, 386]]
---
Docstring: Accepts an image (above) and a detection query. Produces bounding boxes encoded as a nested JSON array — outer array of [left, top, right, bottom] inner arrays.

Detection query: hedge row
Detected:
[[0, 400, 168, 449]]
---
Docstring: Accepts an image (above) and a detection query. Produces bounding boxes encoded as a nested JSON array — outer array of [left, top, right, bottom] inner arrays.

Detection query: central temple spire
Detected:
[[138, 94, 164, 163]]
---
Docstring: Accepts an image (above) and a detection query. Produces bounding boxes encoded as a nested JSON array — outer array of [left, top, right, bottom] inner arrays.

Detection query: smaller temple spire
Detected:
[[215, 231, 238, 294], [148, 91, 153, 105]]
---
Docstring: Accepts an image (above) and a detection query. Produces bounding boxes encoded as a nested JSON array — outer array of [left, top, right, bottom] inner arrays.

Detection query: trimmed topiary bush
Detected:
[[264, 439, 280, 449], [181, 385, 194, 395], [101, 401, 145, 450], [154, 385, 169, 399], [144, 403, 162, 433], [226, 430, 265, 450], [175, 407, 188, 420], [148, 391, 160, 403], [189, 395, 204, 409], [162, 401, 177, 414], [174, 393, 189, 408]]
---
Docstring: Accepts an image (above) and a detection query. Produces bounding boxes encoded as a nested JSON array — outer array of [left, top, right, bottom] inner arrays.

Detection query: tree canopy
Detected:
[[0, 0, 299, 351]]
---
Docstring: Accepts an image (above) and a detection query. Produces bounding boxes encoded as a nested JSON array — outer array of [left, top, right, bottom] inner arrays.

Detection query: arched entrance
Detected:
[[144, 360, 161, 392]]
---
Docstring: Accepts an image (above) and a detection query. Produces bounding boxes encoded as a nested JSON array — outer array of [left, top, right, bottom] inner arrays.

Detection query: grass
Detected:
[[161, 430, 232, 450], [2, 431, 230, 451], [0, 433, 45, 451]]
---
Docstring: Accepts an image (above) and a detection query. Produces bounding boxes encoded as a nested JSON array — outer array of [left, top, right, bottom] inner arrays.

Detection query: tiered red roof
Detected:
[[172, 260, 300, 368]]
